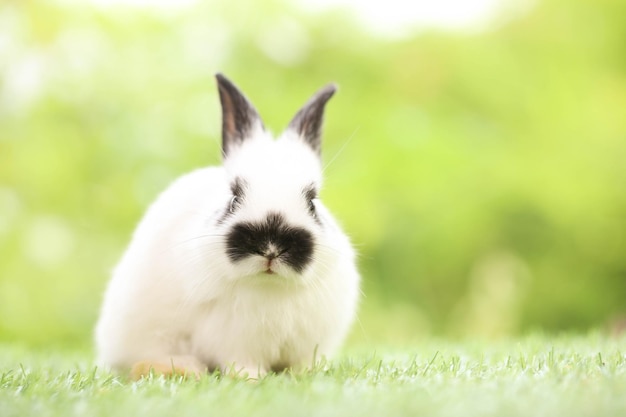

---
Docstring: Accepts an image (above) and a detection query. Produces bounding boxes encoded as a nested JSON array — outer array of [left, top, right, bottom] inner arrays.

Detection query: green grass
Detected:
[[2, 334, 625, 417]]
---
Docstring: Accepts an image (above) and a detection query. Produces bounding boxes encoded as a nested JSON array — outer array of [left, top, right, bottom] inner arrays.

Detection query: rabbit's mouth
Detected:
[[264, 258, 276, 274]]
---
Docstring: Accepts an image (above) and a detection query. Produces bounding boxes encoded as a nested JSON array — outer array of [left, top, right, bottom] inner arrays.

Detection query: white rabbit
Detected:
[[95, 74, 360, 379]]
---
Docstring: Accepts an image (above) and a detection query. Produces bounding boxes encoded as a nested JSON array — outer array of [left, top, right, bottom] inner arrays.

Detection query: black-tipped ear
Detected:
[[215, 73, 264, 158], [287, 84, 337, 156]]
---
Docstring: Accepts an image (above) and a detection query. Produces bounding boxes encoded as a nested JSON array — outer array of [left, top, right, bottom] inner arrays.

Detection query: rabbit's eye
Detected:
[[229, 196, 241, 213], [303, 184, 319, 219], [308, 198, 316, 215]]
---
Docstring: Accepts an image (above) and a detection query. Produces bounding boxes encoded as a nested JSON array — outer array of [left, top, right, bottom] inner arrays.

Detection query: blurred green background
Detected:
[[1, 0, 625, 349]]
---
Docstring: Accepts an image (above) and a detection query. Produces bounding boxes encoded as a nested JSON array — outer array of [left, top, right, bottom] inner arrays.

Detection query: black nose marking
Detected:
[[264, 250, 278, 260], [226, 212, 314, 274]]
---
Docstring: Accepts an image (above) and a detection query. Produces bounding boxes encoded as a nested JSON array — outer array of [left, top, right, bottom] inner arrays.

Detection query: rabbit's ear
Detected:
[[216, 73, 265, 158], [287, 84, 337, 157]]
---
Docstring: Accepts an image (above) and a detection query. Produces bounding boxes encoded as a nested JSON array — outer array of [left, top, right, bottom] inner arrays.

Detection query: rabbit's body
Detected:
[[95, 75, 360, 377]]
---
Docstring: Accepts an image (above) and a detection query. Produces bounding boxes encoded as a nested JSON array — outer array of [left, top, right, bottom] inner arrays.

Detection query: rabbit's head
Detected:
[[212, 74, 343, 283]]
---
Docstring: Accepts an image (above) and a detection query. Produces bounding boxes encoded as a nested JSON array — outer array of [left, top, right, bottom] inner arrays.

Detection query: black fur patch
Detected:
[[215, 177, 249, 225], [303, 184, 317, 204], [302, 184, 321, 224], [230, 177, 246, 198], [226, 212, 314, 274]]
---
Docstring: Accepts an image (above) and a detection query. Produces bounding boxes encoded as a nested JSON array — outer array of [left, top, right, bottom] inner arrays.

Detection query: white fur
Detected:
[[95, 130, 360, 376]]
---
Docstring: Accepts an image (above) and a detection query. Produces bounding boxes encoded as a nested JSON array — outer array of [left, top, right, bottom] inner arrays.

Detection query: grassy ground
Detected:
[[1, 333, 625, 417]]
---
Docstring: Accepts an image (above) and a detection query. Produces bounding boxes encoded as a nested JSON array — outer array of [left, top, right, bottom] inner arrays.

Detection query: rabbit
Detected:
[[95, 73, 360, 379]]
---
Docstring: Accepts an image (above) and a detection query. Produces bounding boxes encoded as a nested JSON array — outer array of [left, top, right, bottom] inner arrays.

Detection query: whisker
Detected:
[[322, 126, 360, 174], [313, 243, 343, 255], [155, 236, 227, 257], [173, 234, 228, 246], [353, 312, 369, 343]]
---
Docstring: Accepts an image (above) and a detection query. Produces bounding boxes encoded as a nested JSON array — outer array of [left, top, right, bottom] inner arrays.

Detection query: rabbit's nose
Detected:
[[263, 243, 282, 260]]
